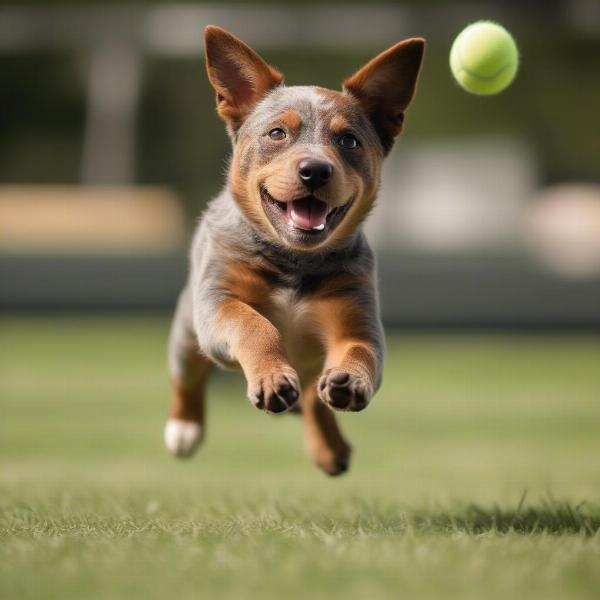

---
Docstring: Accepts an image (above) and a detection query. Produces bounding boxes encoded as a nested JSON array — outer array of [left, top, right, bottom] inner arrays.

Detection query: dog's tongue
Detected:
[[287, 197, 329, 230]]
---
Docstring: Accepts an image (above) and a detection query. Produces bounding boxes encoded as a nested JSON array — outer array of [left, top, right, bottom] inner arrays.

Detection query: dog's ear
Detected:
[[204, 26, 283, 131], [343, 38, 425, 154]]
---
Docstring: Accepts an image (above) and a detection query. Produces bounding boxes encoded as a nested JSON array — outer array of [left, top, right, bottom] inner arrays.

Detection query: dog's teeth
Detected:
[[313, 224, 325, 231]]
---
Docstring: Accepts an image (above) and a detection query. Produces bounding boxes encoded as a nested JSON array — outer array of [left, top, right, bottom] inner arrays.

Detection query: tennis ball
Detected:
[[450, 21, 519, 95]]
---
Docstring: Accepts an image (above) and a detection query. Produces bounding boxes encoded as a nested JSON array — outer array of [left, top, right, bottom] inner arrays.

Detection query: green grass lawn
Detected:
[[1, 316, 599, 599]]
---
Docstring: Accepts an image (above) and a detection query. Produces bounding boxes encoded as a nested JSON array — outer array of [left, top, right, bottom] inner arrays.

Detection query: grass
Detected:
[[1, 315, 599, 599]]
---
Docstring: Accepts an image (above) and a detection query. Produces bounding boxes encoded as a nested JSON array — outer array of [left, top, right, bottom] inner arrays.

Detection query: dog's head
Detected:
[[204, 26, 424, 251]]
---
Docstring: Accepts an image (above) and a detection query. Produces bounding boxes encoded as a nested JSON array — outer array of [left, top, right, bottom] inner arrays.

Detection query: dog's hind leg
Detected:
[[165, 286, 212, 458], [302, 379, 352, 476]]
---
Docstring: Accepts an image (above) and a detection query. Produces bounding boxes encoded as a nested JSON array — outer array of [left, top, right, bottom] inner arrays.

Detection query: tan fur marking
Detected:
[[220, 259, 275, 308], [215, 259, 293, 375], [328, 184, 376, 247], [214, 261, 305, 414], [308, 289, 378, 381], [311, 272, 370, 298], [280, 110, 302, 131], [330, 114, 350, 135], [230, 152, 280, 240], [169, 352, 211, 423], [217, 300, 286, 366]]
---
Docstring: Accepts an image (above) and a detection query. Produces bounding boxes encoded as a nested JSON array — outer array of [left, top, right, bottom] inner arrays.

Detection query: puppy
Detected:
[[165, 26, 424, 476]]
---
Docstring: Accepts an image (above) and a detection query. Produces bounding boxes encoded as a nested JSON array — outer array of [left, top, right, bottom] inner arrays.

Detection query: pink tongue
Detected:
[[287, 197, 329, 230]]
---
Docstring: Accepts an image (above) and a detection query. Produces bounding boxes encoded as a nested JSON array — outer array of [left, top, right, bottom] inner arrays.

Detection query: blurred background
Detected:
[[1, 5, 600, 598], [1, 0, 599, 327]]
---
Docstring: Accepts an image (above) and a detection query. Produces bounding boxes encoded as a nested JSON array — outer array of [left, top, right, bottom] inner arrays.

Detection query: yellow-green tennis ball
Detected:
[[450, 21, 519, 95]]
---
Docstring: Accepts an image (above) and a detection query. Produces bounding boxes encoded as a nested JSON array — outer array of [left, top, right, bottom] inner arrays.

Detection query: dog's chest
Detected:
[[267, 288, 324, 381]]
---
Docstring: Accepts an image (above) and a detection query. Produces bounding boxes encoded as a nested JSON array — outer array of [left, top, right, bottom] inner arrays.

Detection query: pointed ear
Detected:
[[343, 38, 425, 154], [204, 26, 283, 130]]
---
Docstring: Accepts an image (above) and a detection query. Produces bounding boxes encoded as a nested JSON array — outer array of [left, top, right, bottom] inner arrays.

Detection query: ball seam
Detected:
[[457, 44, 513, 81]]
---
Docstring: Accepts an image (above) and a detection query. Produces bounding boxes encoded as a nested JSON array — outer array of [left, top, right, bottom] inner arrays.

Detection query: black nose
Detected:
[[298, 159, 333, 190]]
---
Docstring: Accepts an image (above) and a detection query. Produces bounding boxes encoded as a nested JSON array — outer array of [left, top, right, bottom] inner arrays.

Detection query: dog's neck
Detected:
[[249, 228, 367, 277]]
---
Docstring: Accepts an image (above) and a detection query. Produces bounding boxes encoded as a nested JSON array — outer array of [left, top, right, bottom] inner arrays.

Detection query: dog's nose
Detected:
[[298, 159, 333, 191]]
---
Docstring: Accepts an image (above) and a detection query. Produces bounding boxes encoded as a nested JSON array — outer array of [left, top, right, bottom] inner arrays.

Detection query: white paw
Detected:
[[164, 419, 203, 458]]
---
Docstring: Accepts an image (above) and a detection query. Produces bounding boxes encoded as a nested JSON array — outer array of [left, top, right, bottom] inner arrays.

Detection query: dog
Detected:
[[164, 26, 424, 476]]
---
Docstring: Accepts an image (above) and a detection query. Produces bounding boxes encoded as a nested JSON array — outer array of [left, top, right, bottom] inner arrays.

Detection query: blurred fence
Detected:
[[1, 2, 600, 326]]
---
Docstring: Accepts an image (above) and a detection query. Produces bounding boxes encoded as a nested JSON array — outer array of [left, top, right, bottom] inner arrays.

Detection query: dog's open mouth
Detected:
[[286, 196, 330, 231], [261, 187, 351, 241]]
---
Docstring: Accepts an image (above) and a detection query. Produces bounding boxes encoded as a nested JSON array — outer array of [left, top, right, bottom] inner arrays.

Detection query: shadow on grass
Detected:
[[271, 495, 600, 539], [408, 498, 600, 536], [2, 490, 599, 540]]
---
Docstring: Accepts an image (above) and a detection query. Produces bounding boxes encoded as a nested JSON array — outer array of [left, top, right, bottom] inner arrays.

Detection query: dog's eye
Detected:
[[338, 133, 359, 149], [268, 128, 286, 141]]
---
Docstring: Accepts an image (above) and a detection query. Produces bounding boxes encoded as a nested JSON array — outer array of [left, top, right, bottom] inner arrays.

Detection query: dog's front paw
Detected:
[[318, 369, 372, 412], [248, 368, 300, 414]]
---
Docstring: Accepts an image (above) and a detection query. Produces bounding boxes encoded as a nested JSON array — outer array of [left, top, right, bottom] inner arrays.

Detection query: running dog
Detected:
[[165, 26, 425, 475]]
